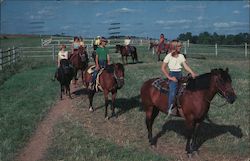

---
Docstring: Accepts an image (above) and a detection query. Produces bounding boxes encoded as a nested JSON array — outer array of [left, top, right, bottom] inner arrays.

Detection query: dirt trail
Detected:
[[15, 83, 248, 161], [15, 85, 77, 161]]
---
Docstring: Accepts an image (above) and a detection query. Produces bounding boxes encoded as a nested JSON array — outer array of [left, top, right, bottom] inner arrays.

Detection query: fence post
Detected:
[[0, 49, 2, 70], [8, 48, 11, 65], [215, 43, 218, 57], [52, 45, 55, 61], [12, 46, 16, 63], [245, 43, 248, 58], [184, 41, 187, 55]]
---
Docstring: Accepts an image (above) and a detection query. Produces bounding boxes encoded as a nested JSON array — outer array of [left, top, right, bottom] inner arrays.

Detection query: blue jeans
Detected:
[[92, 60, 107, 82], [168, 71, 182, 109]]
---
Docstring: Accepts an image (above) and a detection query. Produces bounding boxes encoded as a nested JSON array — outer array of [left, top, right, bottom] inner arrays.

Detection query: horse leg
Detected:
[[146, 106, 159, 144], [104, 90, 109, 119], [88, 90, 95, 111], [157, 52, 161, 61], [122, 56, 125, 64], [185, 120, 196, 157], [67, 85, 72, 99], [126, 56, 128, 64], [191, 123, 200, 154], [60, 84, 63, 100], [111, 90, 117, 118]]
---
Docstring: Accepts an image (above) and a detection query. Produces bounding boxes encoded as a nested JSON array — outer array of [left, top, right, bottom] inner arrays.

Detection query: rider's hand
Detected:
[[191, 72, 198, 78], [171, 76, 178, 82]]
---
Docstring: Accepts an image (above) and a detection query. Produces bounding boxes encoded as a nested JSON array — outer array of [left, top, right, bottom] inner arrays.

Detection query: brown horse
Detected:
[[115, 44, 138, 64], [149, 42, 170, 61], [84, 63, 125, 119], [69, 46, 88, 84], [140, 68, 236, 156]]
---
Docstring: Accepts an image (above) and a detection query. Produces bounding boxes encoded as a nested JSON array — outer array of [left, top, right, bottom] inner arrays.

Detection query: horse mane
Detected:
[[104, 63, 124, 74], [186, 73, 211, 91], [186, 68, 231, 91]]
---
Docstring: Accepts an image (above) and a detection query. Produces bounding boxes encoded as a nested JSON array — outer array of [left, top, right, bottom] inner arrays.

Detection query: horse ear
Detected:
[[225, 67, 229, 73]]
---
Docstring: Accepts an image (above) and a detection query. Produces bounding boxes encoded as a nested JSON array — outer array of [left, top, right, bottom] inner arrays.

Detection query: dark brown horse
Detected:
[[140, 68, 236, 156], [115, 44, 138, 64], [69, 46, 88, 84], [84, 63, 125, 119], [149, 42, 170, 61]]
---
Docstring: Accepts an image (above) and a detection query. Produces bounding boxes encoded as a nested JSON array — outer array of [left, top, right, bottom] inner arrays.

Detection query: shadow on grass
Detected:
[[151, 119, 243, 150]]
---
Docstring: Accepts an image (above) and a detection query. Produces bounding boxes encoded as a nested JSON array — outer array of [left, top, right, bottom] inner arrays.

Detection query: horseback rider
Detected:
[[161, 40, 197, 116], [91, 37, 110, 89], [93, 36, 101, 50], [71, 36, 80, 55], [124, 36, 131, 53], [157, 33, 165, 53]]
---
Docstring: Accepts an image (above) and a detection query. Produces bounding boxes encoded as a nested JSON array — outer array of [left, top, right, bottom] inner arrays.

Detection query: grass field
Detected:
[[0, 36, 249, 161]]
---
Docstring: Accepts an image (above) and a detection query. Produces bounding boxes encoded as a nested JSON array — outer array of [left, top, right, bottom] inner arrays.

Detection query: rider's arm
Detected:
[[161, 62, 176, 81], [107, 54, 110, 65], [183, 61, 197, 78], [95, 54, 99, 69]]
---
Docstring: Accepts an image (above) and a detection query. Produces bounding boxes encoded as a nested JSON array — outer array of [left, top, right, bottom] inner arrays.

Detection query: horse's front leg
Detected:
[[185, 121, 197, 157], [104, 90, 109, 119], [111, 90, 117, 118], [88, 90, 95, 112], [122, 55, 125, 64], [60, 84, 63, 99], [126, 56, 128, 64]]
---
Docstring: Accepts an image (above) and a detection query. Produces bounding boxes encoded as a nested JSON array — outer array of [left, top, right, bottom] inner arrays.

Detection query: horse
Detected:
[[115, 44, 138, 64], [84, 63, 125, 119], [69, 46, 89, 85], [140, 68, 236, 157], [149, 41, 170, 61], [56, 59, 75, 99]]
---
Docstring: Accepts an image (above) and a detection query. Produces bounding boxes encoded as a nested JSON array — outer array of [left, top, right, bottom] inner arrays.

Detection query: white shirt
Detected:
[[163, 53, 186, 72], [58, 51, 68, 60], [124, 39, 131, 46]]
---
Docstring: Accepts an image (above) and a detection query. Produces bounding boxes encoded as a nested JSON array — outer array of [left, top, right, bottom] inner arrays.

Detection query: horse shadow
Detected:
[[114, 95, 141, 116], [72, 87, 89, 96], [151, 119, 243, 149]]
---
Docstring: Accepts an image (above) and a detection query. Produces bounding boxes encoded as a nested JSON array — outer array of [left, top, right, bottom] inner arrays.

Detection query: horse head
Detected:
[[115, 44, 121, 53], [113, 63, 125, 89], [211, 68, 236, 104], [78, 46, 88, 64]]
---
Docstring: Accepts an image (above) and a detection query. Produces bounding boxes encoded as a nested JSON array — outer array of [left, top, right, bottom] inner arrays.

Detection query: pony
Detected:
[[69, 46, 89, 85], [149, 41, 170, 61], [56, 59, 75, 99], [140, 68, 236, 157], [115, 44, 138, 64], [84, 63, 125, 119]]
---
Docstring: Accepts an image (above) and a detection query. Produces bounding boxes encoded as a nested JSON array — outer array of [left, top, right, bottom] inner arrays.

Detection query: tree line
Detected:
[[177, 32, 250, 45]]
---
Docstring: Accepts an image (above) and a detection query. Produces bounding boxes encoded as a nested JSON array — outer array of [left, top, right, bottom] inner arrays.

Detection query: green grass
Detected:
[[0, 66, 59, 161], [43, 117, 171, 161], [0, 36, 249, 160]]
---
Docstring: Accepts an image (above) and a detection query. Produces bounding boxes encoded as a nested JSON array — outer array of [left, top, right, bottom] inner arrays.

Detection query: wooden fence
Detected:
[[0, 47, 20, 70]]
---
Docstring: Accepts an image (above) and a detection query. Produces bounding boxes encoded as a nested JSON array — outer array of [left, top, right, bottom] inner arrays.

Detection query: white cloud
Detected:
[[213, 21, 248, 28], [197, 16, 203, 20], [61, 25, 71, 30], [156, 19, 192, 26], [96, 13, 102, 17], [243, 4, 250, 8], [233, 10, 240, 14]]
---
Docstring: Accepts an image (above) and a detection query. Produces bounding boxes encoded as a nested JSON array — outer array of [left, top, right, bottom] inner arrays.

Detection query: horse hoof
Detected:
[[187, 153, 193, 159], [89, 107, 94, 112], [192, 151, 199, 157]]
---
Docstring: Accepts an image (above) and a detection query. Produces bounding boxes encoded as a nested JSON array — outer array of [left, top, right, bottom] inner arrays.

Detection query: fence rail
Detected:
[[0, 47, 20, 70]]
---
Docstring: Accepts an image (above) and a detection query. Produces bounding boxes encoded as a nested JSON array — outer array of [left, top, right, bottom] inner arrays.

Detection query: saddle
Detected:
[[87, 65, 105, 92], [152, 75, 191, 108]]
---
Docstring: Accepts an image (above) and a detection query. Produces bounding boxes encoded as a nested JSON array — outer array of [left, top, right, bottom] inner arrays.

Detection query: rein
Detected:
[[205, 93, 229, 108]]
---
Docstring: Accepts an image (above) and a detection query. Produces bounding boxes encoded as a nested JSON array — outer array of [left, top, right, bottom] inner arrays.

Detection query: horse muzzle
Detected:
[[116, 78, 124, 89]]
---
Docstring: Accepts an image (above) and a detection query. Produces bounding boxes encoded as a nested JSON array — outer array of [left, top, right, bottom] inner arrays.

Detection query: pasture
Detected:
[[0, 36, 249, 161]]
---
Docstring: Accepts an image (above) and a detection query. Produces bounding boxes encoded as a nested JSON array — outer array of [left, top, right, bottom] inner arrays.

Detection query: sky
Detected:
[[0, 0, 249, 39]]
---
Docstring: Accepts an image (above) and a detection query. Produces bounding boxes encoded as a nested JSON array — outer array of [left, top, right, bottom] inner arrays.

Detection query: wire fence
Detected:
[[0, 47, 20, 70]]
